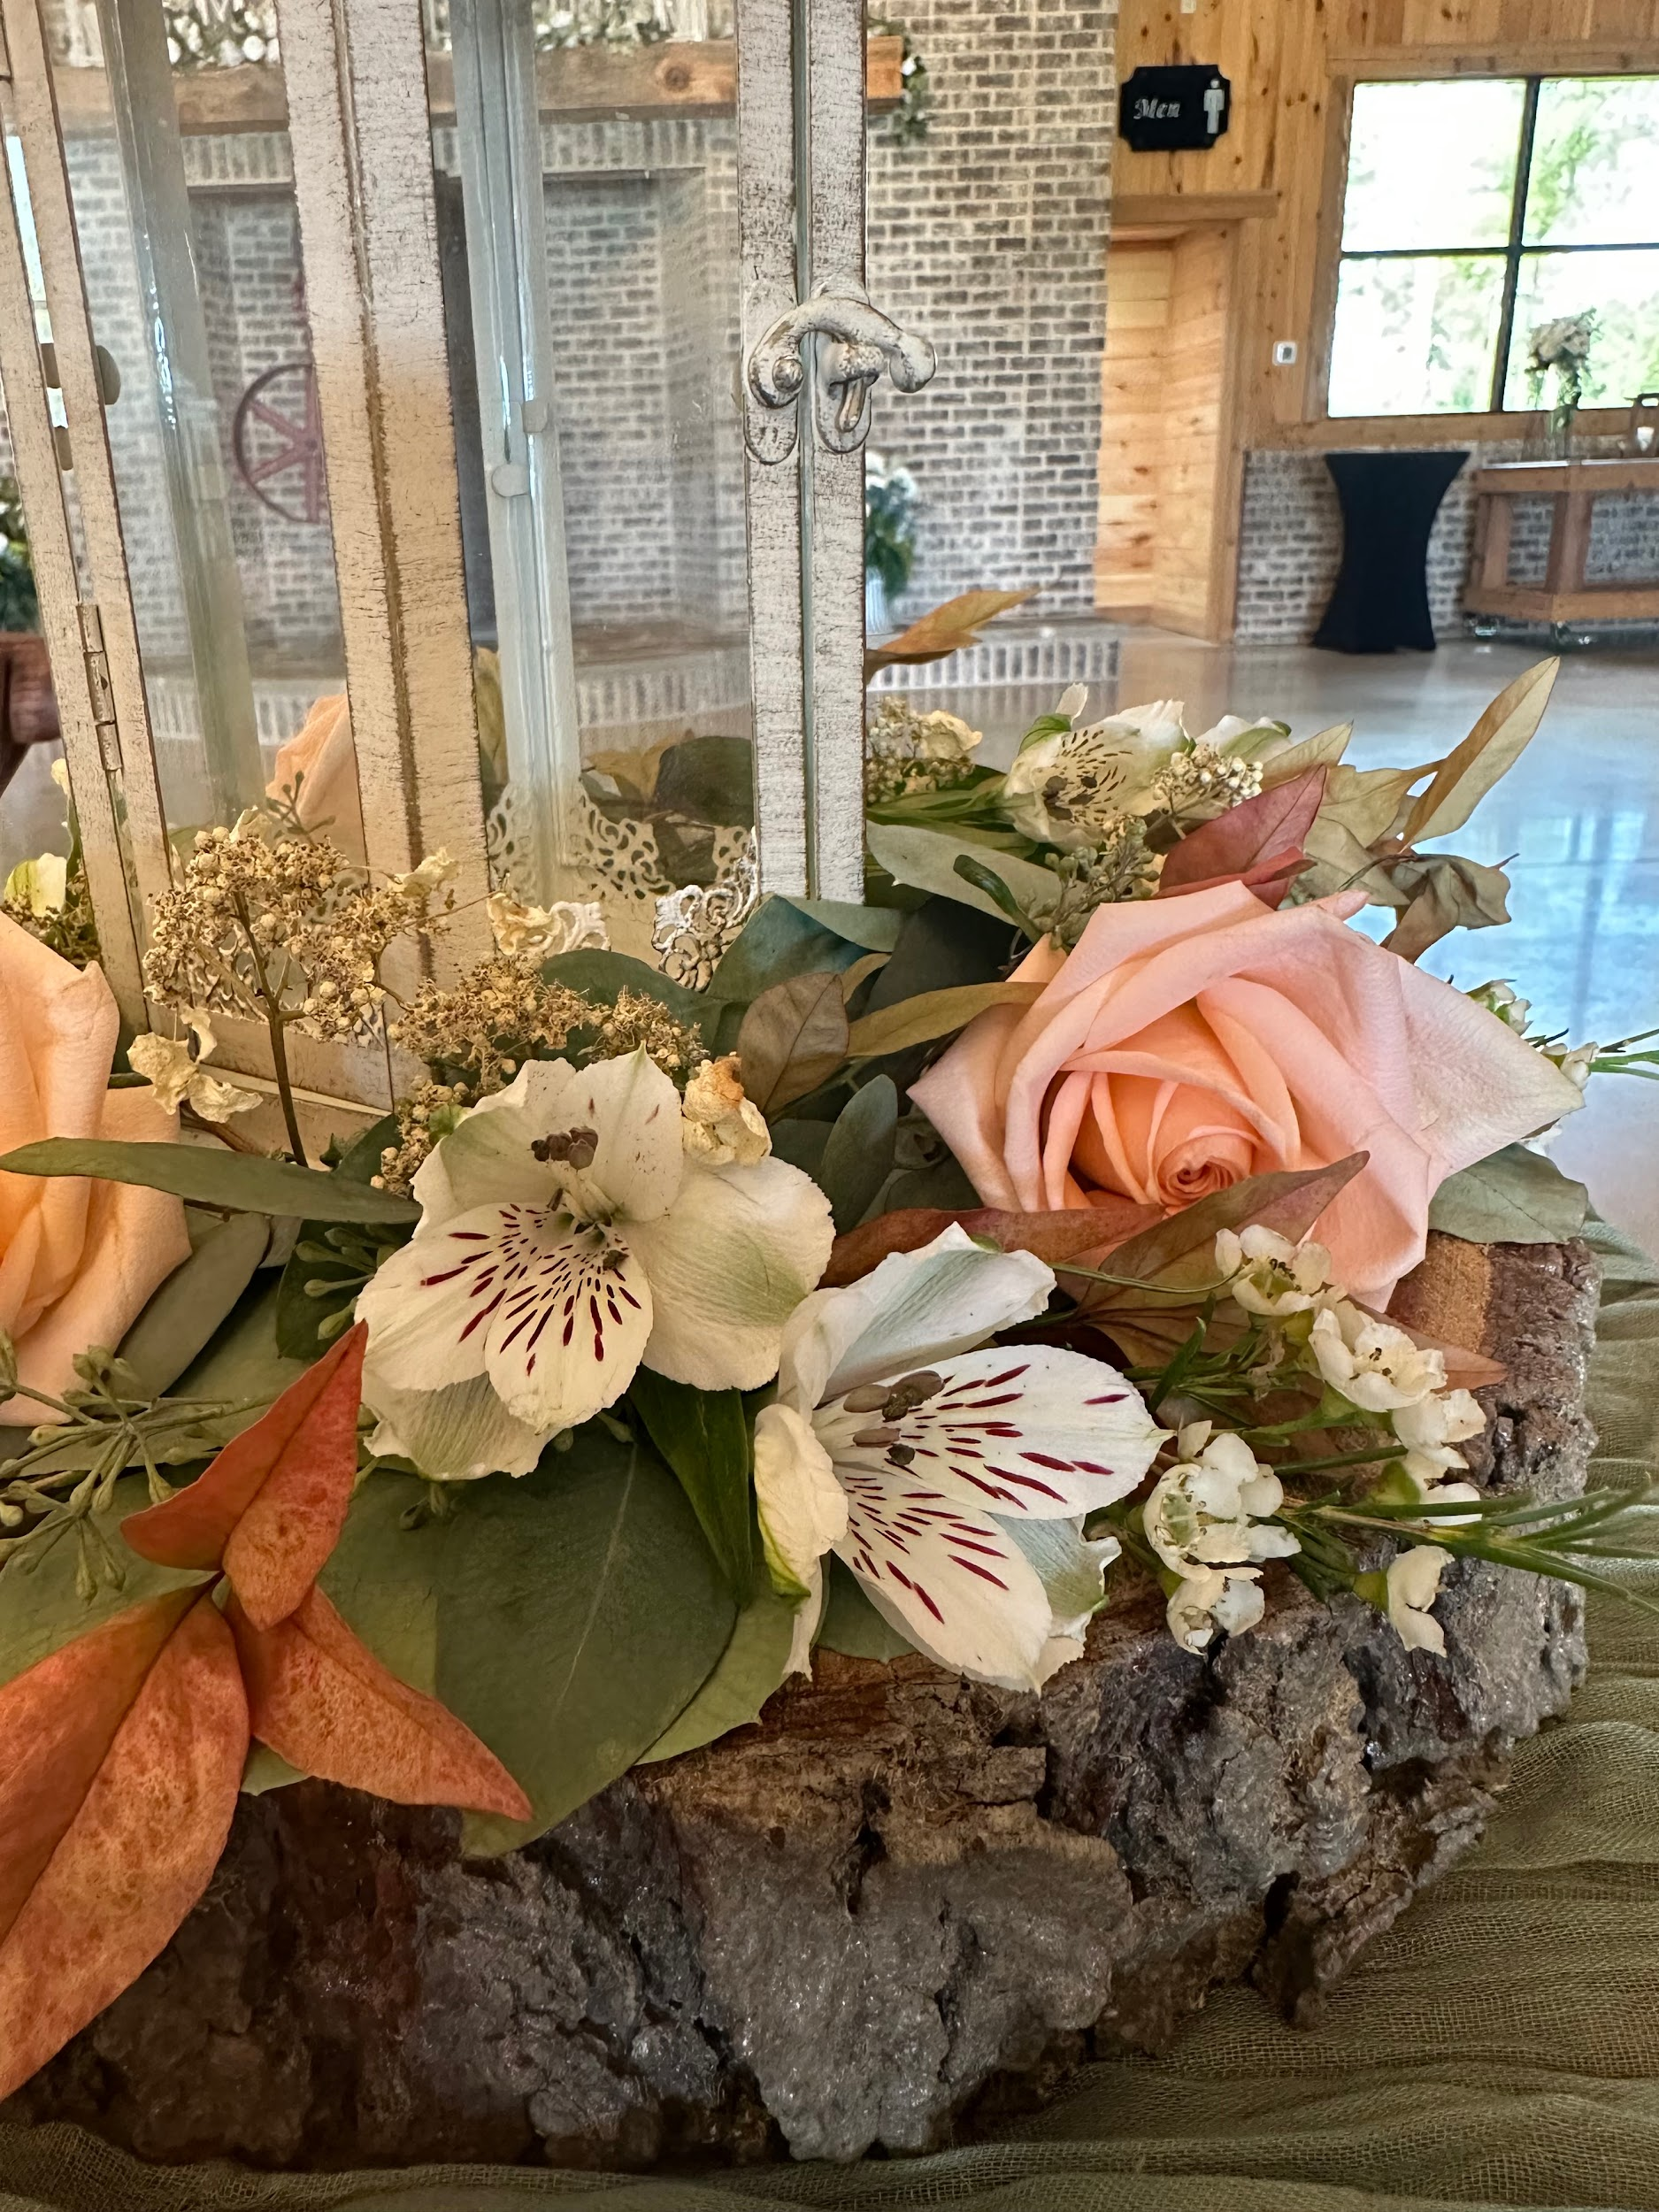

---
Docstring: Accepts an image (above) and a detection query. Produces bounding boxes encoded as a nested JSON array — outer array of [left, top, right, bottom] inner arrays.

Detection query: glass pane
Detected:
[[1327, 253, 1507, 417], [1341, 80, 1525, 253], [1503, 248, 1659, 409], [39, 0, 362, 849], [0, 384, 72, 892], [426, 0, 756, 963], [1525, 77, 1659, 247]]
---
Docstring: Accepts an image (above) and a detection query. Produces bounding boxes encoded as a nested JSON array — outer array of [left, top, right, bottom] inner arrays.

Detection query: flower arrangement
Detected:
[[0, 654, 1654, 2101], [1526, 311, 1596, 455]]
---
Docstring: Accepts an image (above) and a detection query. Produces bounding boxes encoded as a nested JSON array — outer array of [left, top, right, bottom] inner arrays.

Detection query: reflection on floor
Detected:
[[924, 633, 1659, 1248]]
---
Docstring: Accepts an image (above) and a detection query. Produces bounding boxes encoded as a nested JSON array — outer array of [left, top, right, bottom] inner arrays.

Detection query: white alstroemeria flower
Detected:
[[1386, 1545, 1452, 1655], [1167, 1564, 1265, 1654], [3, 852, 67, 917], [1145, 1426, 1300, 1578], [750, 1226, 1164, 1691], [680, 1055, 771, 1169], [128, 1013, 261, 1123], [1215, 1226, 1337, 1318], [1002, 698, 1189, 850], [487, 889, 610, 964], [357, 1050, 833, 1480], [1309, 1302, 1446, 1412]]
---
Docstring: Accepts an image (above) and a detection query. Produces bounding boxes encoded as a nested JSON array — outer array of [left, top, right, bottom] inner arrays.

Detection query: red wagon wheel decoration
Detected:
[[232, 360, 326, 526]]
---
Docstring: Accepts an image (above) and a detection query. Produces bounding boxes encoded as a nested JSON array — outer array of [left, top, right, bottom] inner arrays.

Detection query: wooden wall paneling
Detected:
[[1096, 241, 1173, 616], [1154, 226, 1231, 633], [1110, 1, 1284, 199]]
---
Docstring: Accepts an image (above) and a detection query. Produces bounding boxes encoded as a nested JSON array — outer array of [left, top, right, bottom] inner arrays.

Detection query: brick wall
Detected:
[[1234, 442, 1659, 641], [866, 1, 1118, 623]]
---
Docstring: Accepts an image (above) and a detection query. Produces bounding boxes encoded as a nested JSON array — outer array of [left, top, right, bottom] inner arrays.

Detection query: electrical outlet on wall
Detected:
[[1272, 341, 1299, 367]]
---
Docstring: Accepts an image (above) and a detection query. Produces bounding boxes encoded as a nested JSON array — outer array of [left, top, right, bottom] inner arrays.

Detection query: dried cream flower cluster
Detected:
[[380, 964, 710, 1190], [864, 699, 983, 805], [142, 818, 455, 1043], [389, 959, 598, 1096], [1142, 743, 1265, 823]]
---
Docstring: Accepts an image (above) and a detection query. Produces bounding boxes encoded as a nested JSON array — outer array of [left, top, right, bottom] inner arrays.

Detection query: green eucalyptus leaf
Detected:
[[768, 1118, 832, 1178], [817, 1555, 917, 1661], [242, 1745, 306, 1795], [171, 1279, 309, 1417], [116, 1211, 271, 1400], [541, 949, 710, 1033], [321, 1431, 735, 1855], [627, 1369, 756, 1599], [651, 733, 757, 827], [780, 899, 904, 953], [707, 897, 875, 1007], [0, 1474, 211, 1690], [819, 1076, 899, 1234], [637, 1584, 798, 1763], [865, 821, 1057, 923], [0, 1139, 419, 1225], [1428, 1144, 1589, 1246]]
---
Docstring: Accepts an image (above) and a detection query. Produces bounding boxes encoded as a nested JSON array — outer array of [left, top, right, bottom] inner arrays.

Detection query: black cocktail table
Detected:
[[1313, 448, 1468, 654]]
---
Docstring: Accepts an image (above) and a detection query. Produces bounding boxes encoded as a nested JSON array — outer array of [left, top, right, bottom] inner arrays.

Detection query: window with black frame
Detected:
[[1326, 74, 1659, 419]]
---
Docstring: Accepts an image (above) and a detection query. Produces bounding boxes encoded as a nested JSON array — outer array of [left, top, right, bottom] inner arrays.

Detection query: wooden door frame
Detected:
[[1097, 208, 1256, 644]]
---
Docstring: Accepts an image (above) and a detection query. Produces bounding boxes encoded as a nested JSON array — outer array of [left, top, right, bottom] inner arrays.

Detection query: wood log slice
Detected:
[[6, 1235, 1600, 2170]]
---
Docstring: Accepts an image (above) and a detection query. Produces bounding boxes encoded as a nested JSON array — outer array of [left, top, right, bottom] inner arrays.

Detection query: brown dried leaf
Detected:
[[822, 1199, 1159, 1289], [736, 971, 851, 1114], [1381, 853, 1512, 963], [846, 978, 1045, 1060], [1156, 767, 1327, 901], [864, 588, 1036, 678], [1400, 657, 1558, 848], [1074, 1156, 1370, 1313]]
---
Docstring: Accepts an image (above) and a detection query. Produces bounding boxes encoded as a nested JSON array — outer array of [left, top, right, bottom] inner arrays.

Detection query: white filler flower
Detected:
[[752, 1226, 1164, 1690], [357, 1049, 833, 1479]]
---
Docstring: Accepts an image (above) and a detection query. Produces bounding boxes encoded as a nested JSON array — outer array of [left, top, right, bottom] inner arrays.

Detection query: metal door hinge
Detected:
[[78, 602, 122, 772], [745, 283, 936, 460]]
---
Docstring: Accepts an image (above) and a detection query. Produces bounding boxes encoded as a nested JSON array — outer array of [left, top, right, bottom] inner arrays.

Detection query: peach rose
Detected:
[[0, 918, 191, 1420], [269, 693, 365, 861], [910, 882, 1583, 1308]]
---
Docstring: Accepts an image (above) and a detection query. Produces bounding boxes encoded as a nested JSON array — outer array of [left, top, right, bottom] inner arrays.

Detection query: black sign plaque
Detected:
[[1118, 65, 1232, 153]]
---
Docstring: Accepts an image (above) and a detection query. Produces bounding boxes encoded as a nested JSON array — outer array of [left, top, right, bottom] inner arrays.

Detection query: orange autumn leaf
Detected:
[[229, 1585, 532, 1824], [0, 1592, 247, 2101], [123, 1322, 366, 1630]]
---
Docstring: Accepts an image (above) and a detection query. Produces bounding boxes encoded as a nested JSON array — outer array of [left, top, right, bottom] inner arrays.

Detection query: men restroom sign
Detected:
[[1118, 65, 1232, 151]]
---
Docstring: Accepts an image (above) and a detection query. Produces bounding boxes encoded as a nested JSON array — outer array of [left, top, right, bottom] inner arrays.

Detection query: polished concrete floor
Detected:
[[1109, 634, 1659, 1255]]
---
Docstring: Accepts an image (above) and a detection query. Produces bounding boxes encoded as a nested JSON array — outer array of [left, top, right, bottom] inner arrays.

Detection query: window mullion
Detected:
[[1490, 76, 1541, 414]]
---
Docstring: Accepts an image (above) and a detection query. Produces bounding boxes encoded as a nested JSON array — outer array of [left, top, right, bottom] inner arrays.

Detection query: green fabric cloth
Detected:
[[4, 1219, 1658, 2212]]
